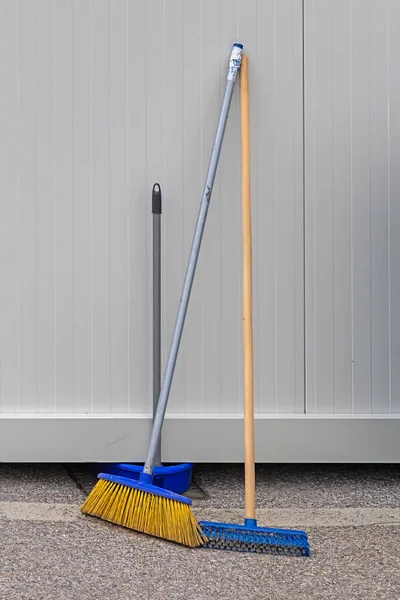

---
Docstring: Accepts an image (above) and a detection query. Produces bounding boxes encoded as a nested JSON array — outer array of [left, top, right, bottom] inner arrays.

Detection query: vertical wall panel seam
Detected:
[[108, 0, 112, 412], [71, 0, 75, 412], [181, 0, 186, 411], [218, 0, 222, 414], [35, 1, 39, 413], [332, 3, 336, 413], [200, 0, 205, 414], [350, 0, 355, 412], [162, 0, 166, 414], [255, 0, 260, 413], [312, 0, 317, 413], [52, 0, 57, 412], [127, 0, 131, 413], [89, 0, 93, 413], [143, 0, 147, 413], [273, 0, 278, 413], [386, 0, 392, 413], [302, 0, 306, 414], [16, 0, 20, 412], [126, 0, 130, 413], [368, 0, 373, 412]]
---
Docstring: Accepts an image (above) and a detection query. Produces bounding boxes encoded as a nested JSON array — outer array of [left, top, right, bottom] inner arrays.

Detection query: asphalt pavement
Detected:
[[0, 463, 399, 599]]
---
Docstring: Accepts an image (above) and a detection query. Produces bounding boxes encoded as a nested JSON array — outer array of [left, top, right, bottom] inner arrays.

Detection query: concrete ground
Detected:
[[0, 464, 399, 599]]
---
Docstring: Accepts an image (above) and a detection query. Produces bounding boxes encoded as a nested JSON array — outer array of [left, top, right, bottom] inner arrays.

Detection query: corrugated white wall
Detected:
[[0, 0, 304, 416], [305, 0, 400, 415]]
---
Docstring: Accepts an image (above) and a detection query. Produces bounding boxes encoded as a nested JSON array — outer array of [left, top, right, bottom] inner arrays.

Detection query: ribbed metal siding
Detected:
[[0, 0, 304, 416], [305, 0, 400, 414]]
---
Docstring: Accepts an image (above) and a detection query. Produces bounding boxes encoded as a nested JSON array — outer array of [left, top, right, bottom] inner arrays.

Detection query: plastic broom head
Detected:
[[81, 473, 203, 548]]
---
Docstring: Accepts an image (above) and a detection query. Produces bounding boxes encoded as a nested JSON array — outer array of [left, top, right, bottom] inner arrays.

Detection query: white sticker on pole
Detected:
[[227, 44, 243, 81]]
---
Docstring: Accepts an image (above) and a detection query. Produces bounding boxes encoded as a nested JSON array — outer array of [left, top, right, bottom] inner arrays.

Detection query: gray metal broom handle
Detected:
[[144, 43, 243, 475], [152, 183, 162, 467]]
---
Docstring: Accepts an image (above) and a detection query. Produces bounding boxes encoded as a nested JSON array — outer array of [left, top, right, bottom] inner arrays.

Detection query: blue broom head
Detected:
[[199, 518, 310, 556], [99, 472, 192, 505]]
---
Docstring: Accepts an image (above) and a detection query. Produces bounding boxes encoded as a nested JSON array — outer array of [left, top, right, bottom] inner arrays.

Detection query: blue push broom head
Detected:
[[199, 518, 310, 556]]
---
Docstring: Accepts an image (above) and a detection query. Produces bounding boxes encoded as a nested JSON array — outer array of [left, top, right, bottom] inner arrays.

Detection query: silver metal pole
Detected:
[[152, 183, 162, 467], [144, 43, 243, 475]]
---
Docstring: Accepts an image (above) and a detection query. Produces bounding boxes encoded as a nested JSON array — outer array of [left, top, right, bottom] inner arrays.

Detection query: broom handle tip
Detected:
[[228, 44, 243, 81]]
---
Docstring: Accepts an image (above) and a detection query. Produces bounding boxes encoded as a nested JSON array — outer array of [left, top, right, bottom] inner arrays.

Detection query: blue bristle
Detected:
[[199, 520, 310, 556]]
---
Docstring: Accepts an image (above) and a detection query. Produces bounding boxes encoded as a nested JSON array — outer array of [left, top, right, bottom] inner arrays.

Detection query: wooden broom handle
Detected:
[[240, 54, 255, 521]]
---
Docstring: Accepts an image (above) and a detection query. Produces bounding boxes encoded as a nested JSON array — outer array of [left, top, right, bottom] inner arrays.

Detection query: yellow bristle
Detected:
[[81, 479, 205, 548]]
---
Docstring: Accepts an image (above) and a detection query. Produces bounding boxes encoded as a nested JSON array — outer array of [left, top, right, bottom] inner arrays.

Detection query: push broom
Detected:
[[198, 55, 310, 556], [81, 43, 244, 547]]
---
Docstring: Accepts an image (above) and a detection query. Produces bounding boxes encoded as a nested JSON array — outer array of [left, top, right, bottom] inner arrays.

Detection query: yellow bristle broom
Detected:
[[81, 43, 244, 547]]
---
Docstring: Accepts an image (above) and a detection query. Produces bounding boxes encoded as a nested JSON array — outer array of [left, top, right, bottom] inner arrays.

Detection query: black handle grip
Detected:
[[152, 183, 162, 214]]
